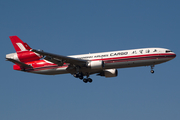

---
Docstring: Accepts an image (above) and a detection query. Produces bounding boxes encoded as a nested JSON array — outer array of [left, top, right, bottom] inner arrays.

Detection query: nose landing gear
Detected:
[[150, 65, 155, 74]]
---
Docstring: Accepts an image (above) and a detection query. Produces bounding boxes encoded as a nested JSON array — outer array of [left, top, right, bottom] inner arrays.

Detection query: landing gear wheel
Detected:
[[78, 73, 83, 79], [73, 73, 79, 78], [73, 73, 84, 79], [88, 78, 92, 83], [83, 79, 88, 83], [83, 78, 93, 83], [151, 70, 154, 74], [150, 65, 155, 74]]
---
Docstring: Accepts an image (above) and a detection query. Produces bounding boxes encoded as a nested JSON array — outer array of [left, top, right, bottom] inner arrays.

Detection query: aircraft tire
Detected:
[[83, 79, 88, 83], [88, 78, 92, 83], [151, 70, 154, 74], [73, 73, 79, 78]]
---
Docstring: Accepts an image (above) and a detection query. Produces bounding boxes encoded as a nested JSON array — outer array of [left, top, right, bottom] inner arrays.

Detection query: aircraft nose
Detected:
[[170, 52, 176, 59], [173, 53, 176, 58]]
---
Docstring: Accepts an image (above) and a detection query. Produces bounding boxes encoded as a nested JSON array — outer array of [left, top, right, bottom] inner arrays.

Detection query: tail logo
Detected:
[[16, 43, 26, 51]]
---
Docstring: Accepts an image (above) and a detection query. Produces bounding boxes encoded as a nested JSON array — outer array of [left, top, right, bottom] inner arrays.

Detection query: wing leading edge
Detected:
[[31, 49, 87, 67]]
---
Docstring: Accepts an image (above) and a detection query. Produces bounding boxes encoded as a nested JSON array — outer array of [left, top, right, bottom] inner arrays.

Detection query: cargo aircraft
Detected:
[[6, 36, 176, 83]]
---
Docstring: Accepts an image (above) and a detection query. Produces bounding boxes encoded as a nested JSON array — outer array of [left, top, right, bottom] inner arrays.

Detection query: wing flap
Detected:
[[44, 56, 64, 66]]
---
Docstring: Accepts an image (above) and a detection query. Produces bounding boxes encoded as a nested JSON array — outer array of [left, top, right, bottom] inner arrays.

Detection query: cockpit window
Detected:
[[166, 50, 172, 53], [153, 49, 157, 52]]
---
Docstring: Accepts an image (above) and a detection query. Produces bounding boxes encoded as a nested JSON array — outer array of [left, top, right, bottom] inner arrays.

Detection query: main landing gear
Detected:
[[150, 65, 155, 74], [73, 72, 93, 83], [83, 78, 93, 83], [73, 72, 83, 79]]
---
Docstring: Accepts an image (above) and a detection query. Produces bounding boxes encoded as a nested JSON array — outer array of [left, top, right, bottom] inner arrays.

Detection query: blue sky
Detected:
[[1, 0, 180, 120]]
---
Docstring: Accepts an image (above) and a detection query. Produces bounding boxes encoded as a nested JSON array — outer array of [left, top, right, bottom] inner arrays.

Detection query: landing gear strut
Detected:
[[73, 66, 93, 83], [150, 65, 154, 74]]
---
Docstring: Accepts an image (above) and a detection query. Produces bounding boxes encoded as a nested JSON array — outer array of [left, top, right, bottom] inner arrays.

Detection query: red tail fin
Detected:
[[9, 36, 31, 52]]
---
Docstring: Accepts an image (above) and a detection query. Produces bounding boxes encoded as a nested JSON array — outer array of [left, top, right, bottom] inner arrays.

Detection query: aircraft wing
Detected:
[[31, 49, 87, 67], [6, 58, 33, 68]]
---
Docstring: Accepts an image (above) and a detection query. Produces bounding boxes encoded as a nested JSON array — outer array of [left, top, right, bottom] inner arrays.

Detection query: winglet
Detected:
[[9, 36, 32, 52]]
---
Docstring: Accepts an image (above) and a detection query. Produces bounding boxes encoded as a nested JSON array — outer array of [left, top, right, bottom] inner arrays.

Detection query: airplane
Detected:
[[6, 36, 176, 83]]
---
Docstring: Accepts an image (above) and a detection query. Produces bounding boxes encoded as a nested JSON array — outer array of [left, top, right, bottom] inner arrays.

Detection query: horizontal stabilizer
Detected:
[[6, 58, 33, 68]]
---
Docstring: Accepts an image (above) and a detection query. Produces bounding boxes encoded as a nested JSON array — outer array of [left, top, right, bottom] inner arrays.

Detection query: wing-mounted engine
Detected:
[[97, 69, 118, 78], [87, 61, 104, 69]]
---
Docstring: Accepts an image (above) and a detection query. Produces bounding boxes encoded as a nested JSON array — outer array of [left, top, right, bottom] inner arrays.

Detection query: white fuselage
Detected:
[[31, 48, 176, 75]]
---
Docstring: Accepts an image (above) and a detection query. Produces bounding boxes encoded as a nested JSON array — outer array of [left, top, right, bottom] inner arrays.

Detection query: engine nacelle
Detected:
[[98, 69, 118, 78], [87, 61, 104, 69]]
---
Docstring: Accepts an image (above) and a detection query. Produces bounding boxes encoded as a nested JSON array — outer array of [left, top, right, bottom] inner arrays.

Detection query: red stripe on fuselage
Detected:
[[91, 53, 176, 61], [14, 53, 176, 72], [103, 53, 176, 63]]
